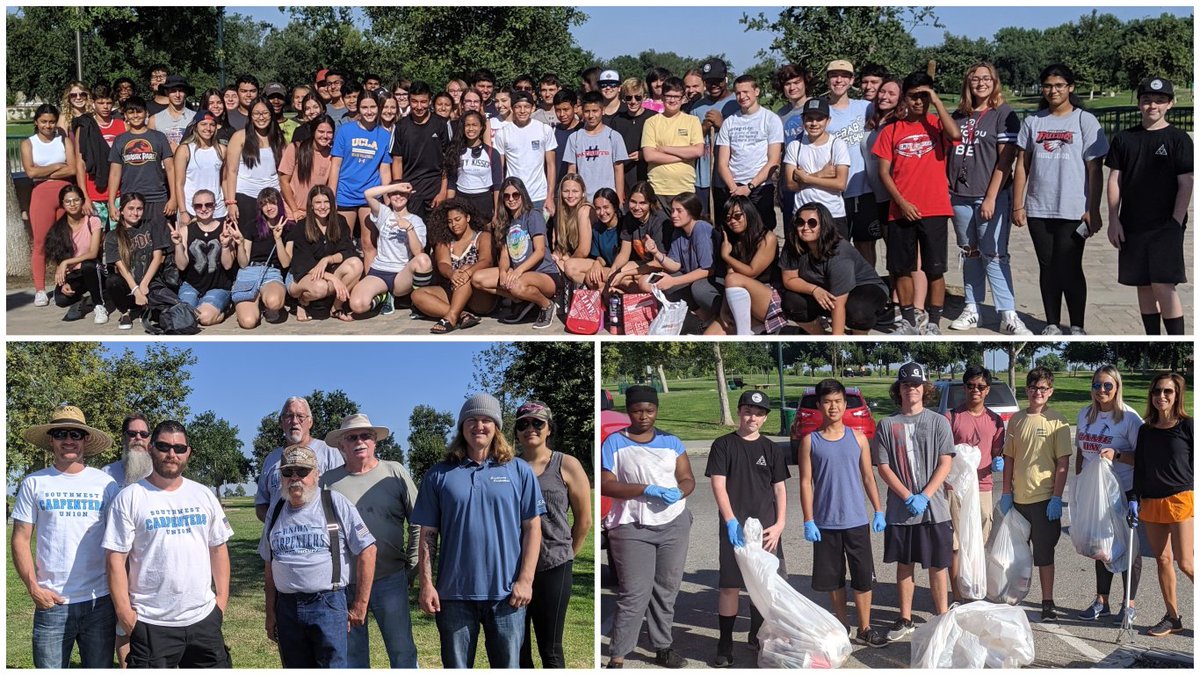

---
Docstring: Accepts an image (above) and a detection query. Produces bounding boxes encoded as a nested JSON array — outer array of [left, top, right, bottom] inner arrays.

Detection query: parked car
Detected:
[[933, 378, 1019, 422], [789, 386, 877, 455], [842, 366, 873, 377]]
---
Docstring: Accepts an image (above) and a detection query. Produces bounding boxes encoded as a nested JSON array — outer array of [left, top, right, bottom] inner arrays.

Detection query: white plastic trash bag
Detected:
[[647, 285, 688, 336], [1069, 457, 1132, 572], [733, 518, 851, 668], [986, 509, 1033, 605], [911, 601, 1036, 668], [946, 443, 987, 600]]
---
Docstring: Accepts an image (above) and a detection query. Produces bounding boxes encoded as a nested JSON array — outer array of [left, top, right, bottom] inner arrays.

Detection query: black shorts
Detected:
[[831, 216, 850, 240], [718, 522, 786, 589], [457, 191, 496, 223], [367, 267, 400, 291], [883, 522, 953, 569], [127, 605, 231, 668], [885, 217, 949, 277], [1014, 499, 1062, 568], [811, 524, 875, 592], [844, 194, 883, 242], [1118, 220, 1187, 286]]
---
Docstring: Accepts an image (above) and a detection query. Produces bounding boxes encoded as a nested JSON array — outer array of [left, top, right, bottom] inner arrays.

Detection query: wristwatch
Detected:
[[746, 180, 756, 191]]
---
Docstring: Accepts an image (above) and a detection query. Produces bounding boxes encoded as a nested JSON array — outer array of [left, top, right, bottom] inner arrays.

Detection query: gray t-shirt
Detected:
[[322, 460, 420, 580], [948, 103, 1020, 199], [666, 219, 716, 274], [871, 408, 955, 525], [563, 125, 630, 195], [108, 129, 174, 202], [1016, 108, 1108, 220], [258, 490, 375, 593], [151, 107, 197, 148], [255, 439, 345, 509], [779, 238, 887, 296]]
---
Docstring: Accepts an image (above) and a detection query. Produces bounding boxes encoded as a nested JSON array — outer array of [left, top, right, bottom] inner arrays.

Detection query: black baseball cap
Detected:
[[897, 362, 929, 385], [1137, 77, 1175, 100], [802, 98, 831, 118], [700, 58, 728, 82], [737, 390, 771, 412]]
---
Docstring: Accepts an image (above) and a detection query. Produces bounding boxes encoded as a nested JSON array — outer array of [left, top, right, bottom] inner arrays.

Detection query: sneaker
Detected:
[[498, 301, 535, 325], [886, 617, 915, 641], [1000, 311, 1033, 336], [93, 305, 110, 324], [893, 319, 920, 336], [856, 627, 889, 648], [1041, 324, 1063, 336], [1113, 604, 1137, 625], [379, 293, 395, 315], [1069, 325, 1087, 335], [710, 653, 734, 668], [914, 308, 930, 332], [817, 316, 833, 333], [1077, 599, 1111, 621], [654, 648, 687, 668], [1040, 601, 1058, 623], [949, 307, 979, 331], [532, 301, 557, 330], [62, 302, 88, 322], [118, 312, 133, 330], [921, 322, 942, 336], [605, 660, 624, 669], [1147, 614, 1183, 637], [34, 290, 50, 307]]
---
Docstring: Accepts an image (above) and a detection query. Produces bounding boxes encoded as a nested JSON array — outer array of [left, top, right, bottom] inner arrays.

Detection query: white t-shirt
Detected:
[[12, 467, 120, 602], [372, 208, 427, 274], [258, 490, 376, 593], [494, 119, 557, 202], [714, 106, 785, 184], [783, 135, 852, 217], [1076, 405, 1142, 492], [102, 478, 234, 627]]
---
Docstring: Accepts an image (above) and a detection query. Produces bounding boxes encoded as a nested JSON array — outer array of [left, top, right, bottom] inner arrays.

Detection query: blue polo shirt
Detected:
[[412, 456, 545, 601]]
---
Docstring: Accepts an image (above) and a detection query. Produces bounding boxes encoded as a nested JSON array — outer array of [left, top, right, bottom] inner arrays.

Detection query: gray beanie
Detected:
[[459, 393, 503, 429]]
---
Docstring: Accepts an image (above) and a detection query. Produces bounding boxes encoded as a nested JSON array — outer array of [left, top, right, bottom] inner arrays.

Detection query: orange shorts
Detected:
[[1142, 491, 1194, 524]]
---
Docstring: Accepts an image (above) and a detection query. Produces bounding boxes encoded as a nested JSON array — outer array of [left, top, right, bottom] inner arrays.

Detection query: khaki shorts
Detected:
[[949, 488, 993, 551]]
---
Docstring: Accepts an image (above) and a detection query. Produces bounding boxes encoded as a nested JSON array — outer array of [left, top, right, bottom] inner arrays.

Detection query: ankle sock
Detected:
[[927, 305, 943, 324], [901, 305, 916, 325]]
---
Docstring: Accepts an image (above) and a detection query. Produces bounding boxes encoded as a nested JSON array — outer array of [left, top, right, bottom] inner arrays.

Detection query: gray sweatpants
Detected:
[[607, 510, 693, 659]]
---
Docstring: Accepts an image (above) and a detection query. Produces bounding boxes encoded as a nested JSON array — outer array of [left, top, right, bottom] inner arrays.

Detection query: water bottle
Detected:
[[607, 294, 622, 335]]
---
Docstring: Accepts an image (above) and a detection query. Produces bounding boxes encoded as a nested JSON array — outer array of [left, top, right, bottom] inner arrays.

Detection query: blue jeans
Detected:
[[436, 599, 525, 668], [276, 589, 349, 668], [177, 282, 232, 313], [951, 190, 1016, 313], [32, 594, 116, 668], [347, 572, 418, 668]]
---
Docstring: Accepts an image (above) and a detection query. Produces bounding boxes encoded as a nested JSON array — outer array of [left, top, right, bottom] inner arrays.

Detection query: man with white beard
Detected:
[[103, 414, 155, 487], [255, 397, 345, 522]]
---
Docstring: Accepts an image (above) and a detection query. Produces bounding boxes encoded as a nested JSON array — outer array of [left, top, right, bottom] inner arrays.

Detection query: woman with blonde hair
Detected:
[[57, 81, 92, 136], [550, 173, 594, 281]]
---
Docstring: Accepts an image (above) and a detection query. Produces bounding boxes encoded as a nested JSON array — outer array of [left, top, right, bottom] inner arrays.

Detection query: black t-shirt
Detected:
[[609, 109, 659, 193], [779, 238, 887, 296], [183, 221, 235, 292], [107, 128, 173, 202], [288, 215, 359, 278], [146, 98, 168, 117], [711, 228, 778, 286], [618, 210, 670, 262], [104, 220, 171, 281], [390, 114, 454, 191], [1133, 418, 1193, 499], [553, 122, 581, 188], [240, 220, 296, 269], [1105, 124, 1193, 228], [704, 432, 791, 525]]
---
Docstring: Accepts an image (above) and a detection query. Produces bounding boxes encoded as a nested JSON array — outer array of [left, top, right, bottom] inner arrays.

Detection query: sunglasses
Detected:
[[516, 418, 547, 432], [796, 218, 821, 230], [281, 467, 313, 479], [192, 201, 215, 210], [1152, 387, 1176, 396], [503, 192, 522, 200], [69, 92, 89, 99], [125, 430, 151, 439], [49, 428, 88, 441], [964, 383, 990, 391], [1091, 382, 1116, 392], [623, 95, 644, 102], [153, 441, 189, 455], [344, 431, 375, 442]]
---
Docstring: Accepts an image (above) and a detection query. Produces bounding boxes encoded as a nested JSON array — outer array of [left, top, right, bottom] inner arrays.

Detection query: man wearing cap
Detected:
[[686, 59, 740, 217], [871, 363, 954, 642], [1106, 76, 1194, 336], [413, 393, 545, 668], [322, 414, 422, 668], [255, 396, 345, 522], [103, 420, 234, 667], [148, 75, 195, 152], [261, 445, 377, 668], [714, 74, 784, 227], [598, 70, 623, 117], [391, 80, 455, 219], [782, 97, 851, 232], [262, 82, 292, 136], [13, 405, 119, 668], [824, 60, 881, 265], [494, 91, 558, 215], [705, 390, 790, 666]]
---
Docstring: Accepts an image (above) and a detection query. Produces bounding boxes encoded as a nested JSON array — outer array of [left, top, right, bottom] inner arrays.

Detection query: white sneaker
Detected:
[[34, 290, 49, 307], [1000, 311, 1033, 336], [1041, 324, 1063, 336], [949, 306, 979, 331], [93, 305, 110, 324], [1069, 326, 1087, 335]]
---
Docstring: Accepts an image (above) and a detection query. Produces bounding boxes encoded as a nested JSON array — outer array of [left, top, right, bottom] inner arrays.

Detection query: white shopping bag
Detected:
[[1069, 457, 1132, 572], [985, 509, 1033, 605], [647, 285, 688, 336], [946, 443, 987, 600]]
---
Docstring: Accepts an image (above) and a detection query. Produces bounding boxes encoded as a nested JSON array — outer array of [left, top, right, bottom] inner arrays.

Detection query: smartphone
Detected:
[[647, 272, 664, 285], [1075, 221, 1092, 239]]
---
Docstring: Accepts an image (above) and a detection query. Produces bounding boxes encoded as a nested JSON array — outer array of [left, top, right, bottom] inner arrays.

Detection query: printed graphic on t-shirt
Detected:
[[271, 523, 329, 555], [144, 506, 209, 535], [507, 225, 531, 262], [531, 139, 542, 151], [121, 138, 159, 165], [350, 136, 382, 163], [1035, 130, 1075, 153], [38, 491, 106, 517], [954, 118, 992, 158], [129, 229, 153, 250], [831, 117, 866, 146], [896, 133, 935, 158], [575, 144, 612, 163], [1076, 424, 1113, 454], [189, 237, 221, 274]]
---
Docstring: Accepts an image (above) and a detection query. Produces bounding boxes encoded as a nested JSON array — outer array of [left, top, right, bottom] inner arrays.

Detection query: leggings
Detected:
[[29, 179, 71, 291], [1027, 217, 1087, 328], [54, 259, 105, 307], [520, 559, 573, 668], [782, 284, 888, 331]]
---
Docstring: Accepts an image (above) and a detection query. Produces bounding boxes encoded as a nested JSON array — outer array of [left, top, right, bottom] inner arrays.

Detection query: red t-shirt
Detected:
[[872, 113, 952, 220], [84, 117, 127, 201], [944, 406, 1005, 492]]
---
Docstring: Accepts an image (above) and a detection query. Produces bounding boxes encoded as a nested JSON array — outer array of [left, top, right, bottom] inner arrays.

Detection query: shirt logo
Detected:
[[1156, 144, 1168, 156], [531, 140, 541, 151], [1035, 130, 1074, 152], [122, 138, 158, 166], [755, 456, 767, 467], [489, 475, 511, 484], [896, 133, 934, 158]]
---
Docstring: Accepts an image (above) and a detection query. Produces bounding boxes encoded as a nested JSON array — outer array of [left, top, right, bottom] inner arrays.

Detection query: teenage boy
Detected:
[[74, 83, 126, 228], [943, 366, 1006, 603], [998, 366, 1072, 623], [228, 74, 260, 131], [642, 77, 705, 210], [610, 79, 659, 195], [145, 64, 170, 116], [494, 91, 557, 215], [391, 81, 454, 218], [598, 70, 623, 117], [705, 390, 791, 667], [1106, 77, 1194, 335], [533, 74, 561, 125], [824, 60, 880, 264], [469, 69, 497, 113], [783, 98, 851, 234], [551, 89, 581, 187], [798, 380, 888, 647], [872, 362, 955, 642], [686, 60, 739, 216], [858, 64, 890, 102], [148, 75, 196, 152], [107, 97, 176, 230], [714, 74, 784, 227], [323, 70, 348, 122], [565, 91, 629, 202]]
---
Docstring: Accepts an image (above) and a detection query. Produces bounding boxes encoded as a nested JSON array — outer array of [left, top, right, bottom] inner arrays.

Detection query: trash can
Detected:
[[782, 407, 797, 431]]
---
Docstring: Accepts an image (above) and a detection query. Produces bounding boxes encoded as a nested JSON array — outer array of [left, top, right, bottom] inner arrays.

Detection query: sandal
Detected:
[[295, 305, 311, 322], [457, 312, 481, 330], [430, 317, 456, 334], [333, 308, 354, 322]]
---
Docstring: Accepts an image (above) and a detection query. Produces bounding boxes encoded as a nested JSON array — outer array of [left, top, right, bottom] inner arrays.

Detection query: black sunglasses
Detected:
[[281, 467, 313, 479], [1091, 382, 1116, 392], [516, 418, 547, 431], [1152, 387, 1176, 396], [964, 383, 989, 391], [49, 428, 87, 441], [125, 430, 151, 439], [623, 95, 644, 102], [153, 441, 189, 455]]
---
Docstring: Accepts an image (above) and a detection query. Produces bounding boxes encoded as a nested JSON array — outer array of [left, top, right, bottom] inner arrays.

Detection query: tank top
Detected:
[[535, 451, 574, 570], [29, 133, 67, 170], [449, 231, 482, 271], [235, 144, 280, 198], [809, 427, 870, 529], [184, 144, 228, 218]]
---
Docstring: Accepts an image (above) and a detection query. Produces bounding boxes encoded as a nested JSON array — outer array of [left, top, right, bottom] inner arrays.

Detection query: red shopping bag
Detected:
[[620, 292, 659, 335], [565, 288, 604, 335]]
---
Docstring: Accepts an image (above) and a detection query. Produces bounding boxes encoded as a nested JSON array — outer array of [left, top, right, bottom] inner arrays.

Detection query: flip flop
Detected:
[[457, 312, 481, 330], [430, 317, 456, 334], [333, 308, 355, 322]]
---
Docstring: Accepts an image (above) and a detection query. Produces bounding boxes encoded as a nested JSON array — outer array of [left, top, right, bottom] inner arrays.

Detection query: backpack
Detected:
[[142, 301, 202, 335], [267, 488, 345, 590]]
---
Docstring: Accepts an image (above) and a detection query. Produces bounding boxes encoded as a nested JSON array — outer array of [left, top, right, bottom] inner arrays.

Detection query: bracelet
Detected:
[[225, 199, 237, 206], [1013, 207, 1025, 212]]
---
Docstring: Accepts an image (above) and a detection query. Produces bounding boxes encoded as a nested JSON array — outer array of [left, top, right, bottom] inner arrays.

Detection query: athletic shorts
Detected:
[[883, 522, 953, 569], [718, 521, 786, 589], [844, 194, 883, 242], [1014, 499, 1062, 568], [1117, 220, 1187, 286], [885, 217, 949, 276], [811, 524, 874, 592], [831, 216, 850, 240], [1142, 491, 1193, 524], [949, 489, 993, 551], [367, 267, 400, 291]]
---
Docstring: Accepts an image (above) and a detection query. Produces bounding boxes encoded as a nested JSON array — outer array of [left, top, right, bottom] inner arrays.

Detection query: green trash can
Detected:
[[781, 407, 797, 431]]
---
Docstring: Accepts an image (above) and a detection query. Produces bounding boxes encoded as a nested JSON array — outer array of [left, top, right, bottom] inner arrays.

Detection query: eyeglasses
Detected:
[[503, 192, 522, 200], [153, 441, 189, 455], [1091, 382, 1116, 392], [282, 413, 310, 421], [49, 428, 88, 440], [516, 418, 547, 432], [1152, 387, 1176, 396], [662, 94, 683, 102], [281, 467, 312, 478], [796, 218, 821, 230], [623, 95, 644, 102], [1041, 83, 1070, 92], [964, 383, 990, 391], [62, 197, 83, 206], [394, 91, 408, 97], [251, 111, 272, 118], [344, 431, 376, 442], [125, 430, 151, 439], [1027, 386, 1052, 393], [192, 201, 215, 210], [968, 77, 994, 84]]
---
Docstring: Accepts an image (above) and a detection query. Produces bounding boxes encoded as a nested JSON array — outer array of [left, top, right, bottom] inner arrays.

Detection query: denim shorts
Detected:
[[178, 282, 232, 313]]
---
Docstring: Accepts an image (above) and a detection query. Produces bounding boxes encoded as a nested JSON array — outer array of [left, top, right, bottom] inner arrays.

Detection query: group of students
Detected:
[[601, 366, 1193, 667], [22, 57, 1192, 335]]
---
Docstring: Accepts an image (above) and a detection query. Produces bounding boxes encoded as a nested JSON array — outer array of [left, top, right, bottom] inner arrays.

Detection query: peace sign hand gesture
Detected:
[[168, 221, 184, 246]]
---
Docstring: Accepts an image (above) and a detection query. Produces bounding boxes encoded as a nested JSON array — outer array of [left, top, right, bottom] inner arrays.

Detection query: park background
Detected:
[[5, 341, 595, 668]]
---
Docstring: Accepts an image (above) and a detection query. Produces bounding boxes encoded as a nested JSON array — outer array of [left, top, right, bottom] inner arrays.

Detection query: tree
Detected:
[[1062, 343, 1114, 371], [909, 343, 961, 379], [713, 344, 734, 427], [184, 411, 250, 497], [919, 33, 995, 93], [872, 344, 905, 376], [407, 404, 455, 484], [992, 26, 1046, 94], [1118, 14, 1194, 90], [602, 50, 730, 81], [1036, 353, 1067, 373], [1002, 342, 1028, 389]]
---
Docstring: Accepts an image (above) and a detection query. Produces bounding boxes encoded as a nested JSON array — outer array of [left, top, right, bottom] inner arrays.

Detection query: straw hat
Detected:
[[22, 404, 113, 456], [325, 413, 390, 446]]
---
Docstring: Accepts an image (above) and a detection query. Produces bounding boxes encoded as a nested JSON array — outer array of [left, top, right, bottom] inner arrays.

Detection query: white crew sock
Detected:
[[727, 287, 753, 335]]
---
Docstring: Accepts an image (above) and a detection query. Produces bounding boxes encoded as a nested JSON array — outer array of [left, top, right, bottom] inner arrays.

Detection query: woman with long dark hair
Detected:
[[102, 192, 171, 330], [44, 184, 106, 322], [224, 97, 285, 227], [705, 195, 781, 335], [233, 187, 294, 328], [21, 103, 78, 307], [287, 185, 362, 321], [638, 192, 718, 321], [443, 110, 502, 224], [330, 86, 393, 271], [605, 181, 670, 291], [278, 115, 336, 221], [289, 93, 327, 145], [1013, 64, 1108, 335], [412, 199, 497, 333]]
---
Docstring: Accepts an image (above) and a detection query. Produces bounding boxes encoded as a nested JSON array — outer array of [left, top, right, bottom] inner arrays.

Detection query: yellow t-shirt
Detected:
[[641, 112, 703, 197], [1003, 409, 1072, 504]]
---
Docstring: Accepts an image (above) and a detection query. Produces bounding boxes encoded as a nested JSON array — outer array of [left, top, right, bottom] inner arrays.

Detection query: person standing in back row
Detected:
[[824, 60, 880, 266], [714, 75, 783, 228]]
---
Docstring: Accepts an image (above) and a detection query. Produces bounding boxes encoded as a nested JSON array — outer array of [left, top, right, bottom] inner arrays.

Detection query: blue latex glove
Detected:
[[905, 493, 930, 516], [871, 511, 887, 533], [726, 519, 745, 547], [998, 493, 1014, 515], [660, 487, 683, 505], [643, 485, 681, 504], [803, 520, 822, 542], [1047, 495, 1063, 520], [992, 456, 1004, 473], [1127, 500, 1140, 528]]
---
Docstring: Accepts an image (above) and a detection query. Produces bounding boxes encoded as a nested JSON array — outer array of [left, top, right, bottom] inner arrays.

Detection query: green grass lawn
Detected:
[[606, 371, 1189, 440], [7, 496, 595, 668]]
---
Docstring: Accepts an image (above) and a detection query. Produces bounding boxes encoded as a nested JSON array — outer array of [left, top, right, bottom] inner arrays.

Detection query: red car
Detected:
[[599, 390, 631, 522], [789, 386, 877, 455]]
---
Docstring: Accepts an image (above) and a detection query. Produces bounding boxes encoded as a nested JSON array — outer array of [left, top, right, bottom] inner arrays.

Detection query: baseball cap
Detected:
[[263, 82, 287, 99], [826, 59, 855, 76], [802, 98, 831, 118], [315, 68, 330, 84], [738, 390, 771, 412], [700, 58, 728, 82], [1137, 77, 1175, 100], [599, 70, 620, 87], [897, 362, 929, 385], [510, 89, 535, 106], [280, 445, 318, 470], [516, 401, 553, 423]]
